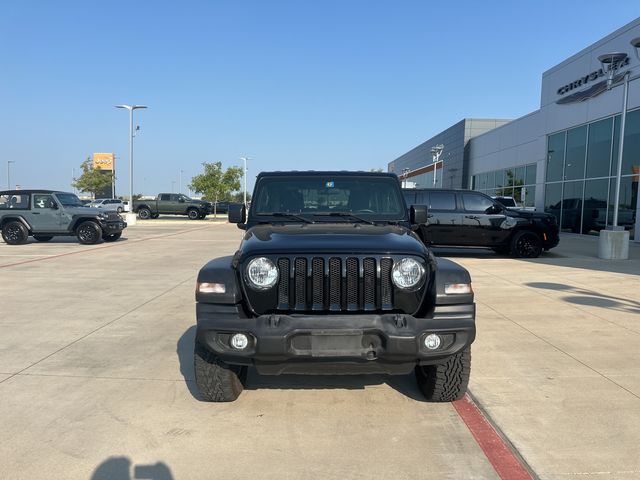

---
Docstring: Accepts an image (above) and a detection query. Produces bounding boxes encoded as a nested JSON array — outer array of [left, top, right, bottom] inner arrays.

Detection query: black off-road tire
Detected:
[[194, 344, 247, 402], [511, 230, 543, 258], [76, 221, 103, 245], [187, 209, 200, 220], [102, 233, 122, 242], [138, 207, 152, 220], [415, 347, 471, 402], [2, 221, 29, 245], [34, 235, 54, 242]]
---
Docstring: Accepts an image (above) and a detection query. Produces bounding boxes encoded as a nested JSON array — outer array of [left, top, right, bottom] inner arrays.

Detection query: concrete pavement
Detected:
[[1, 222, 639, 479], [435, 235, 640, 479]]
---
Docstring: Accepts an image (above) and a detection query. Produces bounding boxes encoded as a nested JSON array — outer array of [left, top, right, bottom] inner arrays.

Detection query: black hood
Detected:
[[238, 223, 427, 259], [506, 209, 553, 220]]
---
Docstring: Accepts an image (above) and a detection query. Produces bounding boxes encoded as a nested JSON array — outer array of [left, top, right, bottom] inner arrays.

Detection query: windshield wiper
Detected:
[[312, 212, 375, 225], [261, 212, 314, 224]]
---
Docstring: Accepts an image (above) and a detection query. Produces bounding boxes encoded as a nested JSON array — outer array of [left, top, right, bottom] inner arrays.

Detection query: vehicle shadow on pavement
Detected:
[[245, 372, 426, 401], [526, 282, 640, 314], [177, 326, 426, 402], [91, 456, 173, 480], [176, 326, 201, 399]]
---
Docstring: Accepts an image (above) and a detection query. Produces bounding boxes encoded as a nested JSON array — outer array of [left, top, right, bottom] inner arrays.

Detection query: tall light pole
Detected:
[[115, 104, 147, 218], [240, 157, 250, 207], [596, 37, 640, 258], [171, 180, 176, 193], [7, 161, 15, 189], [179, 169, 184, 195], [402, 167, 410, 188], [430, 144, 444, 187]]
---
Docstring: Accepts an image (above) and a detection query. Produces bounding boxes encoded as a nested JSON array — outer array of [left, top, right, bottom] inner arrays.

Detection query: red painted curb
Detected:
[[453, 394, 533, 480]]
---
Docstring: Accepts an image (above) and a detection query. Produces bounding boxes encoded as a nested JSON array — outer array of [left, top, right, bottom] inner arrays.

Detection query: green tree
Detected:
[[189, 162, 244, 203], [72, 157, 113, 198]]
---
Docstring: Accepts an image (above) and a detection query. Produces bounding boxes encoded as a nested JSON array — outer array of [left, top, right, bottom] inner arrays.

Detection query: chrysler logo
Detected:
[[556, 57, 630, 105]]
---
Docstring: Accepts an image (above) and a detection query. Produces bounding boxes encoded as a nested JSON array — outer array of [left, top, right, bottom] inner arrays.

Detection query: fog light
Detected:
[[424, 334, 441, 350], [230, 333, 249, 350]]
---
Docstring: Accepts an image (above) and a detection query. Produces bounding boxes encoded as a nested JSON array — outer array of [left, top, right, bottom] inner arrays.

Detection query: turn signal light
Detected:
[[444, 283, 472, 295], [197, 282, 226, 294]]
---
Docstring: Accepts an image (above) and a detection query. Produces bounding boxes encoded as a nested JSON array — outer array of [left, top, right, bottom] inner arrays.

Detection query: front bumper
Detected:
[[100, 219, 127, 233], [196, 303, 475, 375]]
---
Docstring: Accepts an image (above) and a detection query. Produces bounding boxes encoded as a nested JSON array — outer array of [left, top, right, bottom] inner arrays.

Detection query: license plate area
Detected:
[[290, 330, 381, 357]]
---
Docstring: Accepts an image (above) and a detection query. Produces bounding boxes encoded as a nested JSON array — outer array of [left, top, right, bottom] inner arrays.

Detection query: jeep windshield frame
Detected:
[[248, 173, 408, 225]]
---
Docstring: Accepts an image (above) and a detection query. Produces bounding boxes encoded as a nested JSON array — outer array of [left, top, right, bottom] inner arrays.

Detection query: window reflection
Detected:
[[561, 181, 584, 233], [583, 179, 609, 235], [547, 132, 566, 182], [586, 118, 612, 179], [564, 126, 587, 181]]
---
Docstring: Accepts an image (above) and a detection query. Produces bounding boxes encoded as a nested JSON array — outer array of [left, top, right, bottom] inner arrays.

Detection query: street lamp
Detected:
[[171, 180, 176, 193], [430, 144, 444, 187], [240, 157, 250, 207], [115, 104, 147, 220], [7, 161, 15, 190], [179, 169, 184, 195], [402, 167, 410, 188], [596, 38, 640, 258]]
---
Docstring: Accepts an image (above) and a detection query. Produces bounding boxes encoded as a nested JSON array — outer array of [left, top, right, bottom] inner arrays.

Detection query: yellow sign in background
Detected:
[[93, 153, 114, 171]]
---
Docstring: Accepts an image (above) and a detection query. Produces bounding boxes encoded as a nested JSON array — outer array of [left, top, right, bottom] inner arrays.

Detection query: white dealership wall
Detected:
[[468, 17, 640, 237]]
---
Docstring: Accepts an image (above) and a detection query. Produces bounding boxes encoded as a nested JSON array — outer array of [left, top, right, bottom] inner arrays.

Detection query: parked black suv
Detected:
[[194, 171, 476, 402], [0, 190, 126, 245], [403, 188, 559, 257]]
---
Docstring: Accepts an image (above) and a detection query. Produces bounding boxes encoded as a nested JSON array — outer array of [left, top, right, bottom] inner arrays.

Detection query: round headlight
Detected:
[[391, 258, 425, 290], [246, 257, 279, 290]]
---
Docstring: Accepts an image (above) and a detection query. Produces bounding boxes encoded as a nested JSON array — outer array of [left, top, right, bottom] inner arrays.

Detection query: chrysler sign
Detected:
[[556, 57, 630, 105]]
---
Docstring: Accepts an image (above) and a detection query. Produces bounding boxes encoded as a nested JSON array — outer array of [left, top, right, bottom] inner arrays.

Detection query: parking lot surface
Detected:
[[1, 222, 639, 479]]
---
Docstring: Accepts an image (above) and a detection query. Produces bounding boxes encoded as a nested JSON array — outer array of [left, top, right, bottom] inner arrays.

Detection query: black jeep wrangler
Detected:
[[194, 172, 475, 402]]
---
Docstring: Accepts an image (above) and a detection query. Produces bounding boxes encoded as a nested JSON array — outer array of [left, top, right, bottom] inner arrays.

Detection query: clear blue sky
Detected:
[[1, 1, 639, 196]]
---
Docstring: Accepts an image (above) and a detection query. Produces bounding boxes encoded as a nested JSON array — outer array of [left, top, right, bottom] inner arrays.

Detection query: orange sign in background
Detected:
[[93, 153, 114, 171]]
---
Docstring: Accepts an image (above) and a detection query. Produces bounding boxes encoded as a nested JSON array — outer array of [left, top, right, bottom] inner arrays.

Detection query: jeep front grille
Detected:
[[276, 256, 394, 312]]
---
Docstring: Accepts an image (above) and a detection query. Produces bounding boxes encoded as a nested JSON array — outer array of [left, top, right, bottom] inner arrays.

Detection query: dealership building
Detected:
[[390, 17, 640, 240]]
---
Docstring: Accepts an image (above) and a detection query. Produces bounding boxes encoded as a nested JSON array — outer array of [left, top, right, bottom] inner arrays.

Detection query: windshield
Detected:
[[55, 193, 85, 207], [179, 195, 193, 201], [251, 175, 406, 221]]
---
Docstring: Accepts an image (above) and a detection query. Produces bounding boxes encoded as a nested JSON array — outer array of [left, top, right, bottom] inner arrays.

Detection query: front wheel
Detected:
[[138, 208, 152, 220], [187, 209, 200, 220], [76, 221, 102, 245], [2, 221, 29, 245], [102, 232, 122, 242], [511, 230, 543, 258], [415, 347, 470, 402], [194, 344, 247, 402]]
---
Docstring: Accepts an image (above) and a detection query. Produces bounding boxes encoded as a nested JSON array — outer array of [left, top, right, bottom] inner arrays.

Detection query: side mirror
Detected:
[[178, 198, 185, 203], [486, 204, 502, 214], [228, 204, 246, 224], [49, 202, 58, 210], [410, 205, 428, 224]]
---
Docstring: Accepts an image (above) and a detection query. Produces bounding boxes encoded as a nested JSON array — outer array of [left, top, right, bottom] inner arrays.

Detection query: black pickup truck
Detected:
[[193, 171, 476, 402], [132, 193, 211, 220]]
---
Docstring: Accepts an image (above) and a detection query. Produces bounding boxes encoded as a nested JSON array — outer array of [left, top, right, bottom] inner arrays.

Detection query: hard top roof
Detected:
[[256, 171, 398, 179], [0, 189, 70, 195]]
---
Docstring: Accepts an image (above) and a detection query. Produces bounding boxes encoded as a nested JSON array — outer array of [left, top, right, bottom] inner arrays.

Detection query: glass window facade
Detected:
[[545, 109, 639, 237], [471, 163, 537, 207]]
